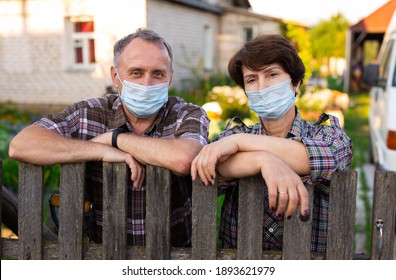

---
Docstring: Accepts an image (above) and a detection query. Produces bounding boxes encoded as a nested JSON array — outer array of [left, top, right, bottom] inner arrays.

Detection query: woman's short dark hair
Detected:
[[228, 34, 305, 89]]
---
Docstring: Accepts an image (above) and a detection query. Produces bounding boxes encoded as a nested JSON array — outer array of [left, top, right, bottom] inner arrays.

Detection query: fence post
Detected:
[[326, 170, 358, 260], [282, 184, 314, 260], [0, 160, 2, 258], [18, 162, 43, 259], [58, 163, 85, 260], [238, 176, 263, 260], [370, 171, 396, 260], [103, 162, 128, 260], [191, 179, 217, 260], [146, 165, 171, 259]]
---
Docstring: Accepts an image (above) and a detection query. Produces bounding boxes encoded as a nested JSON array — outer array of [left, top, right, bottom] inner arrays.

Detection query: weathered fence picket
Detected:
[[18, 162, 43, 259], [58, 163, 85, 260], [191, 181, 217, 260], [326, 170, 358, 260], [237, 176, 264, 260], [146, 165, 172, 260], [1, 161, 395, 260], [370, 171, 396, 260], [103, 162, 128, 260], [282, 182, 315, 260]]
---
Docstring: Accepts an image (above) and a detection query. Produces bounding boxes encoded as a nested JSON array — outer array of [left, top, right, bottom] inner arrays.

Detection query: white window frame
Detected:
[[64, 16, 96, 71], [203, 25, 214, 71]]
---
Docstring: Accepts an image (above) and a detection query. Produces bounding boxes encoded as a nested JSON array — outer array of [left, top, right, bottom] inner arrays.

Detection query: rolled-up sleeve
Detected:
[[298, 117, 352, 184], [174, 106, 210, 146]]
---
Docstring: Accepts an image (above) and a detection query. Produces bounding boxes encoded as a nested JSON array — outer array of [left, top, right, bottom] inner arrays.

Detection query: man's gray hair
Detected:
[[113, 28, 173, 72]]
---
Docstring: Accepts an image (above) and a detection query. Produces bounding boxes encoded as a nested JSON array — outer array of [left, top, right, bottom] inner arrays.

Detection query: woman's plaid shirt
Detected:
[[36, 94, 209, 247], [216, 108, 352, 253]]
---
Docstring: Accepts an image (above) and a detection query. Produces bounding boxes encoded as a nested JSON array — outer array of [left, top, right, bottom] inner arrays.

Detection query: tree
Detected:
[[285, 23, 313, 81], [309, 13, 350, 73]]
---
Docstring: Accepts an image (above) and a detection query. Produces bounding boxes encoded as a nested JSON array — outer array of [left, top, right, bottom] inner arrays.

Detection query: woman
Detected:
[[191, 34, 352, 252]]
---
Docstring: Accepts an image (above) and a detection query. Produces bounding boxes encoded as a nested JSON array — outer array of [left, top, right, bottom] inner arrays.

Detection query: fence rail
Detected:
[[1, 162, 395, 260]]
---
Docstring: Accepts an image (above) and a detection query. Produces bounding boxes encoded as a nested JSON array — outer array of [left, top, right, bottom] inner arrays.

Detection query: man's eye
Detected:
[[154, 72, 165, 78]]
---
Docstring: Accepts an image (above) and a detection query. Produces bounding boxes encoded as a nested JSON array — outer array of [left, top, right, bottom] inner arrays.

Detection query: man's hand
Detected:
[[92, 136, 146, 188]]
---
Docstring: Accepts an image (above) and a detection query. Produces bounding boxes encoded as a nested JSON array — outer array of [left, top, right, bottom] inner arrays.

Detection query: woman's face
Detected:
[[242, 63, 295, 92]]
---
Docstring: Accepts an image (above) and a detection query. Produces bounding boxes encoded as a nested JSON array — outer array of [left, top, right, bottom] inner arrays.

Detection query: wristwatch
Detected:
[[112, 127, 126, 149]]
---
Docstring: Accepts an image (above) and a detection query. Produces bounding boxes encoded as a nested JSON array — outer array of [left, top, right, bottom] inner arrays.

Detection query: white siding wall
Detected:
[[218, 12, 281, 73], [0, 0, 283, 106], [0, 0, 146, 105], [147, 0, 219, 90]]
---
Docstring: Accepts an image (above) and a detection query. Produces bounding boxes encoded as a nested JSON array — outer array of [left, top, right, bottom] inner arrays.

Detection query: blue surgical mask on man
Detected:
[[117, 74, 169, 118], [245, 79, 296, 120]]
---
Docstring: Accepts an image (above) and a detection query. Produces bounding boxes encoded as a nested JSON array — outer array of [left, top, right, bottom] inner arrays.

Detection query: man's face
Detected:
[[116, 38, 172, 87]]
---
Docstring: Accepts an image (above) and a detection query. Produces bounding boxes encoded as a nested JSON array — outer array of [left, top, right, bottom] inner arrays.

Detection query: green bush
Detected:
[[207, 86, 253, 120], [0, 103, 59, 193]]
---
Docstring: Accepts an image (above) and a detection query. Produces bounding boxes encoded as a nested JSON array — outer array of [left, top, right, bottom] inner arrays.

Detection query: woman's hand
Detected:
[[259, 153, 309, 219], [191, 137, 239, 185]]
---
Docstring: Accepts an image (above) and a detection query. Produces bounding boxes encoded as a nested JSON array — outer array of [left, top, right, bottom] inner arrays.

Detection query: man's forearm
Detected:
[[116, 134, 202, 175], [8, 124, 105, 165]]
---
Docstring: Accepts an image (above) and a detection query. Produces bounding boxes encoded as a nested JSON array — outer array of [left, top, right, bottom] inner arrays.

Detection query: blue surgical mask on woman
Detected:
[[117, 74, 168, 118], [245, 79, 296, 120]]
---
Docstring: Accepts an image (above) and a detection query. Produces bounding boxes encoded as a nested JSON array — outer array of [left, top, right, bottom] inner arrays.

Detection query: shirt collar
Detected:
[[287, 107, 304, 138], [257, 107, 303, 138]]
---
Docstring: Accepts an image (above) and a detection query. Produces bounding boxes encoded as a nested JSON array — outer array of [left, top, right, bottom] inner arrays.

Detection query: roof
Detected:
[[350, 0, 396, 33], [166, 0, 251, 14], [166, 0, 223, 13]]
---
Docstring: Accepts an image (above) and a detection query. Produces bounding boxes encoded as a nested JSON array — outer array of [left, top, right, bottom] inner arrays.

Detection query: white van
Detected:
[[363, 11, 396, 171]]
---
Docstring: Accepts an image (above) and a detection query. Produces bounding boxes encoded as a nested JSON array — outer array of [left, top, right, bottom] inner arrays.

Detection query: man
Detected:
[[9, 28, 210, 246]]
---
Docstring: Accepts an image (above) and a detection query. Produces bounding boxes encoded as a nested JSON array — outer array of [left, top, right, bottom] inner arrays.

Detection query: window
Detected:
[[66, 18, 96, 70], [379, 39, 394, 87], [203, 25, 214, 71], [243, 27, 253, 42]]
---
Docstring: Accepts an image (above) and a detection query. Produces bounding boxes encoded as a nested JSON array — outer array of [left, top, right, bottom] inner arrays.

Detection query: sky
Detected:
[[248, 0, 391, 26]]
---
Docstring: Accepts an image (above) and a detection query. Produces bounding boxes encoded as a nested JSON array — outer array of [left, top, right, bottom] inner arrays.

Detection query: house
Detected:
[[0, 0, 294, 107], [344, 0, 396, 92]]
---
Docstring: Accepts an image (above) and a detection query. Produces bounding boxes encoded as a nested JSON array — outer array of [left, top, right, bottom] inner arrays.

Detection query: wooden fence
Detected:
[[1, 162, 395, 260]]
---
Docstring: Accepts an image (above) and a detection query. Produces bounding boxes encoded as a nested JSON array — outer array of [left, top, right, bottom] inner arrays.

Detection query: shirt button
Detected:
[[269, 228, 274, 233]]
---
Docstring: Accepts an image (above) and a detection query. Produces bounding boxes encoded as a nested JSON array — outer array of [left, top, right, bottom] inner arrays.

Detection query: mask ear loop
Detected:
[[115, 70, 124, 97], [294, 81, 301, 97]]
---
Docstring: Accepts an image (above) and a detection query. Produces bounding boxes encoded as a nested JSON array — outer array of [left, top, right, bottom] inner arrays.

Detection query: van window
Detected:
[[379, 39, 394, 87], [392, 50, 396, 87], [393, 60, 396, 87]]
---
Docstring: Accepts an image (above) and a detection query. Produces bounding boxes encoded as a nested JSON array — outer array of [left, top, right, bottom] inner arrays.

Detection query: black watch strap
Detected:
[[112, 128, 123, 149]]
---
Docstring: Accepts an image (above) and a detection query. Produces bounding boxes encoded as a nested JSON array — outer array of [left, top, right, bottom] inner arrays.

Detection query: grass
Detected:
[[344, 92, 370, 169], [343, 92, 372, 253]]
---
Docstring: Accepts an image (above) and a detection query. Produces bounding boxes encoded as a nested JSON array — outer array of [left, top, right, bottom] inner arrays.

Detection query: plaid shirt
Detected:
[[36, 94, 209, 247], [216, 108, 352, 253]]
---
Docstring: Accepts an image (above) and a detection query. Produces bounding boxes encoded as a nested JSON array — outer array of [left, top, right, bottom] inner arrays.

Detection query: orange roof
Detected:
[[350, 0, 396, 32]]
